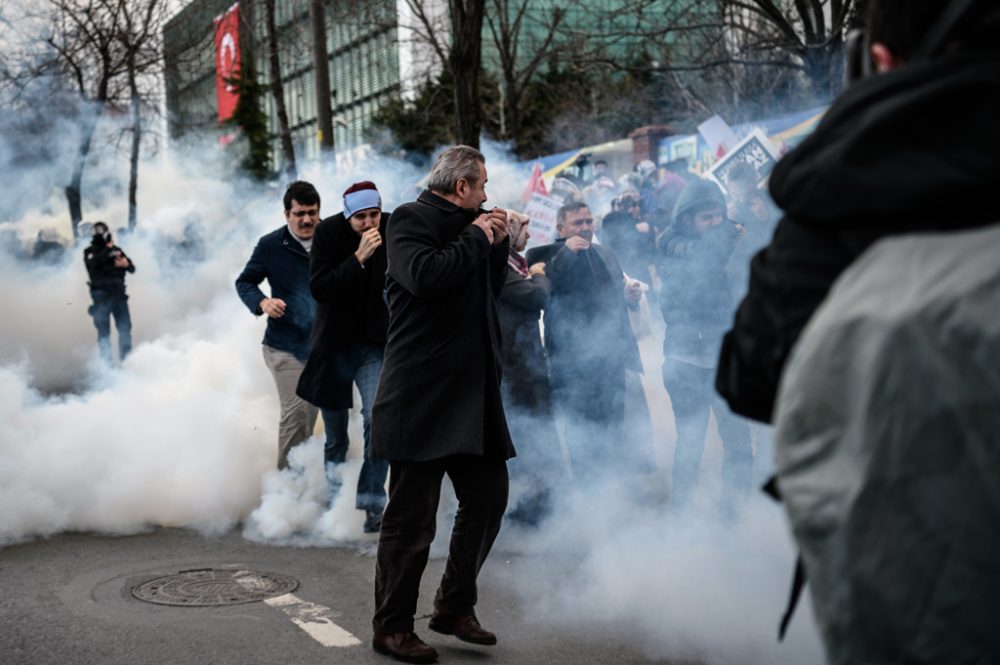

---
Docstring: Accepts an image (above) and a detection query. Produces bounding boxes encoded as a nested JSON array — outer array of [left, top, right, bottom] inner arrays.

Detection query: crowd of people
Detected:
[[61, 0, 999, 662], [233, 141, 779, 661]]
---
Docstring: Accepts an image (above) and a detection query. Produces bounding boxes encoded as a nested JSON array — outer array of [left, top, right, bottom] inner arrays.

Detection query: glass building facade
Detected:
[[164, 0, 404, 170]]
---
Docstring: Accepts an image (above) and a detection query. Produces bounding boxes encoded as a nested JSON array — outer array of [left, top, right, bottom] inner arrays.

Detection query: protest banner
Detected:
[[522, 192, 561, 250], [706, 128, 781, 193]]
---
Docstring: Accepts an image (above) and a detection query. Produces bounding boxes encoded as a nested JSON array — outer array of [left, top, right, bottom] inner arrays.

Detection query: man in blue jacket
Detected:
[[236, 181, 339, 469]]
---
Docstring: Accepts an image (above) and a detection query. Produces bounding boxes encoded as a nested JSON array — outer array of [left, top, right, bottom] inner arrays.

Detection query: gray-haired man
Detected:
[[370, 145, 512, 663]]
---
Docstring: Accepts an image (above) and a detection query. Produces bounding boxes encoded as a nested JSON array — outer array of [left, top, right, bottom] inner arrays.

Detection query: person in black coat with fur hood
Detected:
[[370, 146, 513, 664], [296, 181, 390, 533]]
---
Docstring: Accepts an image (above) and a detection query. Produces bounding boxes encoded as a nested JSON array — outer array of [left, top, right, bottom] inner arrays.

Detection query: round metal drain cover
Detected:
[[132, 569, 299, 607]]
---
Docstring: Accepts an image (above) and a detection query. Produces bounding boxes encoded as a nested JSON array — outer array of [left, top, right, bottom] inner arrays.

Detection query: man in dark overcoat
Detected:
[[526, 202, 643, 483], [296, 181, 390, 533], [370, 145, 513, 664]]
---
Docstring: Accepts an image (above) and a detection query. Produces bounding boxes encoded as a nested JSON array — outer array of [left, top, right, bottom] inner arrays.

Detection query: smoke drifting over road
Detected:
[[0, 127, 821, 663]]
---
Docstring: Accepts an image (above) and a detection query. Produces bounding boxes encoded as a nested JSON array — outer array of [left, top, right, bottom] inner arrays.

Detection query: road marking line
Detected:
[[264, 593, 362, 647]]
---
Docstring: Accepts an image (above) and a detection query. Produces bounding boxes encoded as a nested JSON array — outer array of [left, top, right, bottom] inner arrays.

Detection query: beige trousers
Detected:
[[262, 345, 318, 469]]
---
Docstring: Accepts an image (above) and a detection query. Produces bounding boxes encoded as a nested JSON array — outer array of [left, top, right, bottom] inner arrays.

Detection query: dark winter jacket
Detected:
[[526, 239, 642, 384], [498, 253, 552, 414], [370, 190, 514, 462], [600, 211, 655, 282], [657, 220, 739, 367], [235, 225, 315, 362], [84, 239, 135, 292], [296, 212, 390, 410], [717, 53, 1000, 423]]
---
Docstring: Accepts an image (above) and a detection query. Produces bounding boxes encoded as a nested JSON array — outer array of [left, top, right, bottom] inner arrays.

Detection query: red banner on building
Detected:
[[213, 2, 240, 124]]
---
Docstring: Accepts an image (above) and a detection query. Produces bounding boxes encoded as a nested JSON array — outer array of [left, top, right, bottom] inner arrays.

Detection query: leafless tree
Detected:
[[1, 0, 167, 236], [264, 0, 296, 178], [117, 0, 167, 231], [43, 0, 130, 235], [399, 0, 487, 148], [721, 0, 858, 99], [484, 0, 565, 149]]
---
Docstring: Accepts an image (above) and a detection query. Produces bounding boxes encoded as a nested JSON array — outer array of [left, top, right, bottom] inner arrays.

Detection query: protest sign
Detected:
[[706, 128, 781, 193], [523, 193, 561, 250]]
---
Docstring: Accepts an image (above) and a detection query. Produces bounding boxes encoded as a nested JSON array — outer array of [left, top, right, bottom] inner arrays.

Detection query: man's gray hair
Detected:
[[427, 145, 485, 194]]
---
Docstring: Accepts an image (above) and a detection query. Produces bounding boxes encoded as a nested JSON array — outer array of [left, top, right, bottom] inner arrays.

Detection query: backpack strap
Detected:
[[763, 474, 807, 641]]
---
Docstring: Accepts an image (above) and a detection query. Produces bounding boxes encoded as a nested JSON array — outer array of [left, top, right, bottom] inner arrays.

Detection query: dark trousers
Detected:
[[663, 358, 752, 513], [89, 288, 132, 364], [373, 455, 509, 634], [550, 357, 627, 481]]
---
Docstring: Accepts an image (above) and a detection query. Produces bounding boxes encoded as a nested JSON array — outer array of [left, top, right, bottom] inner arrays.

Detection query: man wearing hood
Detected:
[[658, 179, 751, 515], [715, 1, 1000, 662], [716, 0, 1000, 424]]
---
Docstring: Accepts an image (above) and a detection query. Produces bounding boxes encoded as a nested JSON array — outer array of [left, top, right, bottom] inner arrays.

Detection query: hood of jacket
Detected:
[[769, 53, 1000, 231]]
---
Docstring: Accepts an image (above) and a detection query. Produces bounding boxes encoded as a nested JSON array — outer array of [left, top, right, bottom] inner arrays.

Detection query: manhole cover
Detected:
[[131, 569, 299, 607]]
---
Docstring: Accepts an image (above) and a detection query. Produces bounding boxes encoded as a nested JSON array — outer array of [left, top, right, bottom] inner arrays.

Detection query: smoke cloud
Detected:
[[0, 82, 822, 664]]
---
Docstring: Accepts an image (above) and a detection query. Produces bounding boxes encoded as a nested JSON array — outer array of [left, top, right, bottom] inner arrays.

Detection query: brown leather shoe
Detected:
[[372, 631, 438, 664], [428, 613, 497, 646]]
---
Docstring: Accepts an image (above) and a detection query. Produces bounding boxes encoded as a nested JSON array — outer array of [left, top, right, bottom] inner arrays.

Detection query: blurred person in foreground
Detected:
[[84, 221, 135, 365], [497, 211, 564, 527], [657, 179, 751, 517], [716, 1, 1000, 662], [296, 181, 390, 533], [236, 181, 341, 470], [527, 202, 644, 483], [370, 146, 512, 663]]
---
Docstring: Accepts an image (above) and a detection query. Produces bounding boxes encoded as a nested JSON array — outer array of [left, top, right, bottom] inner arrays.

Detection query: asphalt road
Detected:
[[0, 527, 684, 665]]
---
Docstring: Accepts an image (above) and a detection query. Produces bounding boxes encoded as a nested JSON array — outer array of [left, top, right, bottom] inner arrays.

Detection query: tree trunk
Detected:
[[448, 0, 485, 148], [310, 0, 333, 154], [127, 60, 141, 232], [65, 102, 102, 238], [265, 0, 296, 179]]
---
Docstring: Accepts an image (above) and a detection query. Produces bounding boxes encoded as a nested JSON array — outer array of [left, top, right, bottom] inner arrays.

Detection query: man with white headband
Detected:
[[297, 181, 391, 533]]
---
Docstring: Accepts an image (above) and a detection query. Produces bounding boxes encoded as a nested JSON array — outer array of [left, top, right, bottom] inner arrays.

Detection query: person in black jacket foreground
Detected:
[[716, 0, 1000, 424], [84, 222, 135, 365], [296, 181, 391, 533], [370, 146, 512, 664], [658, 179, 751, 516]]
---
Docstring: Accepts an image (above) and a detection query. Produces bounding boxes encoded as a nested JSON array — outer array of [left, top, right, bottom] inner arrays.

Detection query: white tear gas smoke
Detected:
[[0, 99, 821, 663]]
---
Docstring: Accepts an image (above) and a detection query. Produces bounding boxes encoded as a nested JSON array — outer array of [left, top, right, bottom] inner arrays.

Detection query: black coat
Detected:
[[717, 54, 1000, 423], [526, 239, 641, 431], [657, 221, 739, 367], [370, 190, 514, 462], [497, 254, 552, 414], [526, 239, 642, 382], [84, 239, 134, 292], [296, 212, 390, 410]]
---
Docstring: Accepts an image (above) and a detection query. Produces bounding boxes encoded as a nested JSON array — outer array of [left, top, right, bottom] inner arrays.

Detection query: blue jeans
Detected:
[[89, 288, 132, 364], [322, 344, 388, 513]]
